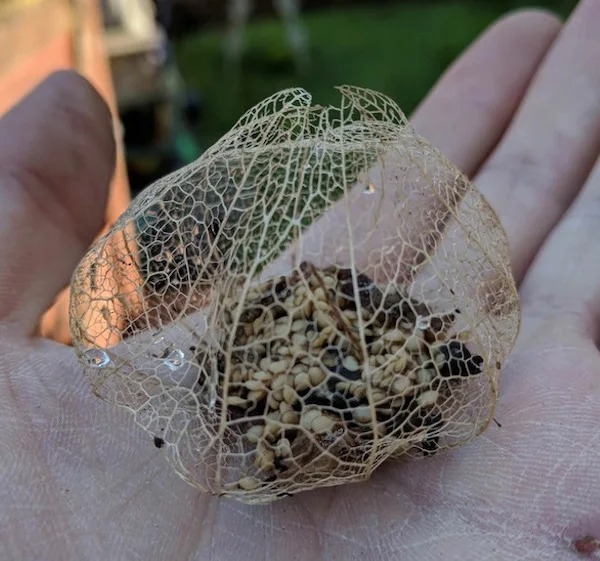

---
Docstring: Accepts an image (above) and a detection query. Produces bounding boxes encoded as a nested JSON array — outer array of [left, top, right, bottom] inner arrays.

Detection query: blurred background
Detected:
[[0, 0, 578, 200], [0, 0, 578, 342]]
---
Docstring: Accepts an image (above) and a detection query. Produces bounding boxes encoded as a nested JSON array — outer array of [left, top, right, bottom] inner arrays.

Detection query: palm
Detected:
[[2, 2, 600, 560]]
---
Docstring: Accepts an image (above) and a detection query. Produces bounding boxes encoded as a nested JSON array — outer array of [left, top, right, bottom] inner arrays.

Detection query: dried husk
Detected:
[[69, 86, 520, 504]]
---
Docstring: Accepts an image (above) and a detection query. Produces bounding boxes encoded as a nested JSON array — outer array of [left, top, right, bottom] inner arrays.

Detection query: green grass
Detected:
[[174, 0, 577, 151]]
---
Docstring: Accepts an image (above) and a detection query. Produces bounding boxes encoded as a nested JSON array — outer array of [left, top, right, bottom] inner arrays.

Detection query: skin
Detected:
[[1, 1, 600, 558]]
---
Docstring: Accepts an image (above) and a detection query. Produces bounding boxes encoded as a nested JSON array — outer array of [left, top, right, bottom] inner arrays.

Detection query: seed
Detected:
[[292, 319, 307, 332], [227, 396, 247, 406], [392, 375, 411, 394], [292, 332, 308, 347], [314, 311, 331, 329], [256, 450, 275, 471], [343, 310, 358, 321], [314, 287, 326, 301], [417, 369, 433, 385], [278, 346, 292, 355], [253, 370, 272, 382], [248, 390, 266, 401], [308, 366, 326, 386], [405, 335, 421, 352], [279, 401, 292, 414], [343, 355, 359, 371], [417, 390, 439, 407], [272, 389, 284, 402], [263, 422, 280, 439], [323, 352, 337, 368], [372, 370, 384, 386], [283, 386, 297, 405], [383, 329, 405, 343], [313, 325, 334, 348], [375, 423, 387, 437], [245, 425, 264, 443], [238, 476, 260, 491], [301, 409, 321, 430], [281, 410, 300, 424], [267, 395, 279, 410], [371, 390, 387, 403], [434, 352, 446, 366], [351, 382, 367, 399], [260, 358, 271, 371], [270, 374, 285, 392], [394, 355, 408, 372], [294, 372, 311, 390], [312, 414, 335, 434], [275, 438, 292, 456], [371, 340, 385, 354], [244, 380, 266, 391], [274, 324, 289, 337], [336, 381, 350, 393], [302, 300, 313, 317], [353, 406, 372, 424]]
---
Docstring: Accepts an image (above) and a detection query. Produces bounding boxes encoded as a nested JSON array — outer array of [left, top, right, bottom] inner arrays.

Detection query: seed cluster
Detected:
[[196, 262, 484, 495]]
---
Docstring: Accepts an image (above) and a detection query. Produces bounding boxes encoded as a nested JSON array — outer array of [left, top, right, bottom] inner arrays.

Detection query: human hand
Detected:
[[1, 1, 599, 559]]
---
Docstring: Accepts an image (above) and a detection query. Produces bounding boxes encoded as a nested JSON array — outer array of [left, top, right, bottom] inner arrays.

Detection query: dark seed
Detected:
[[153, 436, 165, 449], [440, 341, 483, 377]]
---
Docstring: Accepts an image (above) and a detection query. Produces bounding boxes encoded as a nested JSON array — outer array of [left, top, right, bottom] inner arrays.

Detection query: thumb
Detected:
[[0, 71, 115, 335]]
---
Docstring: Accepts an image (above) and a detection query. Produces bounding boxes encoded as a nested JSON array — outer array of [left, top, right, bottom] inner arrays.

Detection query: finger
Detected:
[[412, 9, 561, 177], [0, 70, 115, 334], [518, 153, 600, 337], [474, 0, 600, 284]]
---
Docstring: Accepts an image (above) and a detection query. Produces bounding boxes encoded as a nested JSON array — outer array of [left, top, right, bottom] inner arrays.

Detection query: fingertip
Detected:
[[489, 8, 562, 48]]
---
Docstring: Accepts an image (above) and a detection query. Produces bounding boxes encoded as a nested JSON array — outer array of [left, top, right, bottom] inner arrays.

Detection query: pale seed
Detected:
[[281, 411, 300, 424], [271, 374, 288, 392], [244, 380, 266, 391], [253, 370, 271, 382], [417, 369, 433, 385], [292, 333, 308, 346], [282, 386, 297, 405], [311, 414, 335, 434], [245, 425, 264, 443], [353, 406, 372, 424], [394, 355, 408, 372], [392, 376, 411, 394], [294, 372, 311, 390], [227, 396, 247, 406], [417, 390, 439, 407], [301, 409, 321, 430], [248, 389, 266, 401], [238, 476, 260, 491], [268, 360, 289, 375], [383, 329, 405, 343], [292, 319, 307, 332], [343, 355, 359, 371], [308, 367, 326, 386], [405, 335, 422, 352]]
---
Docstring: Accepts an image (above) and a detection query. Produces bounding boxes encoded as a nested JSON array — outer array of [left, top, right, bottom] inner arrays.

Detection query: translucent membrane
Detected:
[[70, 86, 520, 503]]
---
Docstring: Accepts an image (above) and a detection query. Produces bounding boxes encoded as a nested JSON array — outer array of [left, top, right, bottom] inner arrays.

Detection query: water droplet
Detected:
[[163, 348, 185, 371], [364, 183, 377, 194], [304, 163, 312, 171], [83, 349, 110, 368], [416, 316, 430, 330]]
